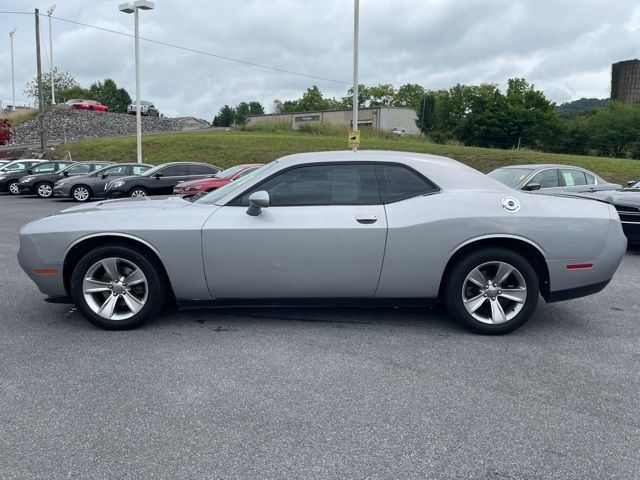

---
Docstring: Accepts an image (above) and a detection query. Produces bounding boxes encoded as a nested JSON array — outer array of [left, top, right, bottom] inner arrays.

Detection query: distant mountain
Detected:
[[556, 98, 609, 117]]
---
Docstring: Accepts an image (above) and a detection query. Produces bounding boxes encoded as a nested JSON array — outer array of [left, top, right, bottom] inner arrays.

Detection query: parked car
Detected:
[[173, 164, 264, 197], [0, 159, 46, 194], [18, 161, 113, 198], [127, 101, 159, 117], [18, 151, 626, 334], [68, 100, 108, 112], [0, 160, 10, 168], [104, 162, 221, 198], [391, 127, 407, 136], [487, 164, 621, 193], [54, 163, 153, 202]]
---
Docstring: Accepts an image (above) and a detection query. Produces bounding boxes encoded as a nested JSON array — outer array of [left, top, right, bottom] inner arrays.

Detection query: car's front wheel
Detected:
[[7, 181, 20, 195], [71, 185, 92, 202], [35, 182, 53, 198], [70, 245, 167, 329], [129, 187, 148, 197], [444, 248, 539, 335]]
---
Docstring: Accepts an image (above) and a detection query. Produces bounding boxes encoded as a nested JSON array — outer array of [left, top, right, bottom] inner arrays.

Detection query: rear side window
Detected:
[[31, 163, 56, 174], [161, 165, 189, 176], [65, 164, 92, 175], [585, 173, 596, 185], [561, 169, 587, 186], [375, 164, 437, 203], [132, 165, 149, 175], [236, 164, 380, 206], [190, 164, 218, 175]]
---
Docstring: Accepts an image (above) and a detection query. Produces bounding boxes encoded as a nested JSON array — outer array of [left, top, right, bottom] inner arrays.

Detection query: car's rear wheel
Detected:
[[444, 248, 539, 335], [70, 245, 166, 329], [129, 187, 148, 197], [71, 185, 92, 202], [35, 182, 53, 198], [8, 181, 20, 195]]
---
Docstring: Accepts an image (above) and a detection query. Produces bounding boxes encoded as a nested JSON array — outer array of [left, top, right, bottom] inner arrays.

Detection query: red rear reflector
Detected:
[[566, 263, 593, 270], [34, 268, 58, 275]]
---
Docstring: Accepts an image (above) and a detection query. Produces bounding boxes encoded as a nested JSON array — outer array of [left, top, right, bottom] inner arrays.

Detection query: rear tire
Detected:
[[70, 245, 167, 329], [444, 248, 539, 335], [35, 182, 53, 198]]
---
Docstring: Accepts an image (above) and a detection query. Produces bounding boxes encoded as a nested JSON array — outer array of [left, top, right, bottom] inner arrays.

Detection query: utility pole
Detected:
[[9, 29, 16, 111], [47, 5, 56, 104], [351, 0, 359, 152], [35, 9, 46, 153]]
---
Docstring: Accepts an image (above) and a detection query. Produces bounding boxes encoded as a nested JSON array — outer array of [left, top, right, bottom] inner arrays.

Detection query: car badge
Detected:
[[501, 196, 521, 213]]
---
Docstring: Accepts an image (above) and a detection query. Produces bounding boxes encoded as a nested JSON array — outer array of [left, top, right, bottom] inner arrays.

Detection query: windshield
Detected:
[[194, 162, 276, 205], [487, 167, 535, 188], [141, 164, 166, 176]]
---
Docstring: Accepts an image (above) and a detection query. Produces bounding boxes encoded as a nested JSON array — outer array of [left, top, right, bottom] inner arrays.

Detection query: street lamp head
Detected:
[[119, 3, 135, 13], [9, 28, 17, 36], [133, 0, 155, 10], [47, 5, 56, 16]]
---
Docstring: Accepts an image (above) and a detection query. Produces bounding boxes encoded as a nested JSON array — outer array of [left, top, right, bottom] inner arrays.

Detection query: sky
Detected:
[[1, 0, 640, 120]]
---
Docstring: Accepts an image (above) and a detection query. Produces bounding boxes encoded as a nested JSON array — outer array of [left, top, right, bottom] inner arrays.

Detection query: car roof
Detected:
[[500, 164, 591, 170], [159, 161, 212, 166]]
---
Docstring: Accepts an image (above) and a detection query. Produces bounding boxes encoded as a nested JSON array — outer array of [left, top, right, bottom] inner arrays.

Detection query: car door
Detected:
[[558, 168, 592, 193], [201, 163, 388, 299], [152, 164, 190, 194], [93, 164, 129, 195]]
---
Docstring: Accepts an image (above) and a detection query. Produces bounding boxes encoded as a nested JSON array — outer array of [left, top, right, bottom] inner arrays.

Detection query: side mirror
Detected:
[[63, 170, 69, 176], [246, 191, 270, 216], [27, 168, 33, 174], [627, 180, 636, 187], [155, 173, 162, 180], [101, 173, 108, 179], [523, 182, 541, 191]]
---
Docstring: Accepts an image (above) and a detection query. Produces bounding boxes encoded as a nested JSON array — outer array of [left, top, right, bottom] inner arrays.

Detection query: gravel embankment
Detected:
[[12, 107, 186, 145]]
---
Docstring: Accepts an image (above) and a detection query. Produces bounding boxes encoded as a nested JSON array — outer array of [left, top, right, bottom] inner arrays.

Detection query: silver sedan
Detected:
[[18, 151, 626, 334]]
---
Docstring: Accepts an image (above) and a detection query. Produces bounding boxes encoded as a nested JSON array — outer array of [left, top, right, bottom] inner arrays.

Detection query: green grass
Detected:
[[57, 129, 640, 184]]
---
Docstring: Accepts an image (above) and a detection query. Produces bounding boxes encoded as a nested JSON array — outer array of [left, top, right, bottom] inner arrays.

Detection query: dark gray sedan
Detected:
[[54, 163, 153, 202], [488, 164, 621, 193]]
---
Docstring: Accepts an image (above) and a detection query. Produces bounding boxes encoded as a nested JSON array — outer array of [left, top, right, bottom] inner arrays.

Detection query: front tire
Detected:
[[129, 187, 148, 197], [35, 182, 53, 198], [71, 185, 92, 202], [70, 245, 167, 329], [444, 248, 539, 335], [7, 181, 20, 195]]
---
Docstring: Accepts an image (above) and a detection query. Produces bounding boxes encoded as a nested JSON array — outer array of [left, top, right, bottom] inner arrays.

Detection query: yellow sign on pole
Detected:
[[348, 129, 360, 148]]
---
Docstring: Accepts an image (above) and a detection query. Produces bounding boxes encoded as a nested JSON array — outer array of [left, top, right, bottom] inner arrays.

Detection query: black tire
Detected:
[[35, 182, 54, 198], [444, 248, 539, 335], [70, 245, 167, 330], [71, 184, 92, 202], [129, 187, 148, 197], [7, 180, 20, 195]]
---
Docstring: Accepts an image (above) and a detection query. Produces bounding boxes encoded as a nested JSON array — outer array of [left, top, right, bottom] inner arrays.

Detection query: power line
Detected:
[[0, 10, 349, 85]]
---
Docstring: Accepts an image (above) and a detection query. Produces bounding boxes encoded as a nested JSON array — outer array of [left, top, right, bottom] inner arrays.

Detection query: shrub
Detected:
[[244, 120, 293, 133]]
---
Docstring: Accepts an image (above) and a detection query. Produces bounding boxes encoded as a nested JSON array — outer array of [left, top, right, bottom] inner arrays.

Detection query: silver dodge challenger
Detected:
[[18, 151, 627, 334]]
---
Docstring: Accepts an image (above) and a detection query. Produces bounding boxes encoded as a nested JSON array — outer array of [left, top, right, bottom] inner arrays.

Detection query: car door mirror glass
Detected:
[[523, 182, 541, 191], [246, 190, 270, 216], [627, 180, 636, 187], [63, 170, 69, 176], [155, 173, 163, 179]]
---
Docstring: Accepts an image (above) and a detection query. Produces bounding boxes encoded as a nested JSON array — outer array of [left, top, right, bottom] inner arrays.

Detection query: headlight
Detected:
[[110, 180, 126, 188], [183, 186, 200, 192], [0, 175, 6, 180], [20, 176, 35, 183]]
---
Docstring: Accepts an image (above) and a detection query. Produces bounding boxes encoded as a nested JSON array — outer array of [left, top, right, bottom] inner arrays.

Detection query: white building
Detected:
[[246, 107, 420, 134]]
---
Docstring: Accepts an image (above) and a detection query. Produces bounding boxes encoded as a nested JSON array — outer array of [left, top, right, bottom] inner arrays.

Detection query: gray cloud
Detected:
[[1, 0, 639, 119]]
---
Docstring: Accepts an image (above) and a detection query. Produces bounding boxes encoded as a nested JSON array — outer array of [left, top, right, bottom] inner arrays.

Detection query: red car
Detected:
[[66, 99, 108, 112], [173, 163, 264, 197]]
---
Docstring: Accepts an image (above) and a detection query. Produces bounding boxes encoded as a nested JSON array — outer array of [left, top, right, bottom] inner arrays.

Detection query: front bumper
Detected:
[[17, 224, 66, 298], [621, 222, 640, 244], [53, 184, 72, 197], [104, 189, 128, 199], [17, 184, 36, 195]]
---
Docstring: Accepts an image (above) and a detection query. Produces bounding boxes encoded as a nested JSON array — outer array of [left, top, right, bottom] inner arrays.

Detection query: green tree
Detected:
[[297, 86, 331, 111], [341, 84, 371, 108], [213, 105, 235, 127], [416, 92, 436, 135], [234, 102, 251, 125], [393, 83, 426, 109], [24, 67, 80, 107], [369, 84, 397, 107], [248, 101, 265, 115]]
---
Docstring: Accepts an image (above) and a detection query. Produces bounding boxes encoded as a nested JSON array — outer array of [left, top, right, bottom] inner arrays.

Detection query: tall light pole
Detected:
[[47, 5, 56, 105], [9, 28, 16, 111], [119, 0, 154, 163], [352, 0, 359, 152]]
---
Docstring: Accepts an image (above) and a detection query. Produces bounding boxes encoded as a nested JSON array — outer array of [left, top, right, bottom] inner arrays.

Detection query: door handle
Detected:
[[356, 215, 378, 224]]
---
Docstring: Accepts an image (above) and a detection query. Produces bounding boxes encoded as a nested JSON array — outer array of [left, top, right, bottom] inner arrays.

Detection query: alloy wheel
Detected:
[[37, 183, 52, 198], [8, 182, 19, 195], [73, 186, 90, 202], [131, 189, 147, 197], [82, 257, 148, 321], [461, 261, 527, 324]]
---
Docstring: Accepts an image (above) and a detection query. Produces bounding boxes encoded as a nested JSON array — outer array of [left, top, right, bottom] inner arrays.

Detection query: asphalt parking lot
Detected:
[[1, 194, 639, 480]]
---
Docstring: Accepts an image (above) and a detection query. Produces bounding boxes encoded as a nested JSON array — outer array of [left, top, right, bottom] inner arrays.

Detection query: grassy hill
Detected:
[[56, 129, 640, 184]]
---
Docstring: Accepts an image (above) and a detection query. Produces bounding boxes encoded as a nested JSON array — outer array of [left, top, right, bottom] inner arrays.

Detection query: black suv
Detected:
[[18, 161, 113, 198], [0, 160, 46, 195], [104, 162, 221, 198]]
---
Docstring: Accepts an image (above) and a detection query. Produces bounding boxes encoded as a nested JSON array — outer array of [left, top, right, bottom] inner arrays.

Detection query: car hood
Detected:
[[558, 190, 640, 207], [60, 195, 191, 213]]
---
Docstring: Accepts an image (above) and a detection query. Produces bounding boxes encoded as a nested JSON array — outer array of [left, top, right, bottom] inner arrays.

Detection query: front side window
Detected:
[[31, 163, 56, 174], [235, 164, 380, 206], [561, 169, 587, 186], [101, 165, 128, 176], [375, 164, 437, 203], [3, 162, 29, 172], [132, 165, 150, 175], [160, 165, 189, 176], [64, 164, 92, 175], [528, 169, 559, 189]]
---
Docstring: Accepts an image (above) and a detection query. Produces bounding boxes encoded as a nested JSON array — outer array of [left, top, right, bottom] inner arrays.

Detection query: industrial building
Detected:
[[246, 107, 420, 134], [611, 59, 640, 104]]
